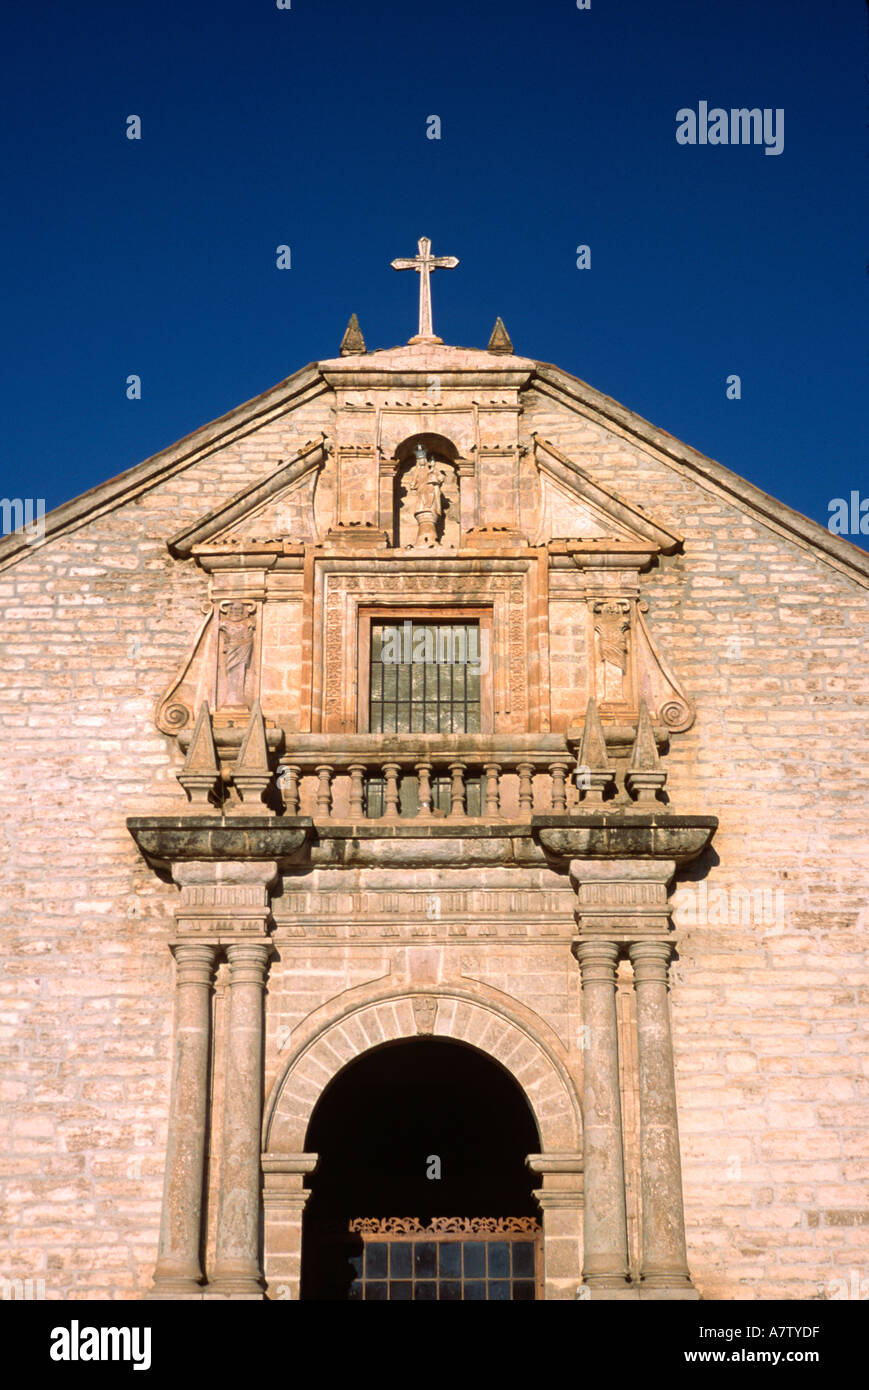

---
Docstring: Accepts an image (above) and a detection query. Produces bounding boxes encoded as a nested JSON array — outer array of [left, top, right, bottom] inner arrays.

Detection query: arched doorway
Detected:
[[300, 1037, 540, 1300]]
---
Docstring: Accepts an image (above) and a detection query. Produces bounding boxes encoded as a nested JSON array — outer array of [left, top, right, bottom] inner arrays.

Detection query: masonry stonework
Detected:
[[1, 326, 866, 1302]]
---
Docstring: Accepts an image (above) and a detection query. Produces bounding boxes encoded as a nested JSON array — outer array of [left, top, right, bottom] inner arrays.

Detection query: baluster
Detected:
[[517, 761, 534, 814], [278, 763, 300, 816], [549, 761, 570, 813], [382, 762, 401, 818], [348, 763, 366, 819], [314, 764, 333, 819], [415, 762, 433, 817], [448, 761, 467, 818], [483, 762, 501, 817]]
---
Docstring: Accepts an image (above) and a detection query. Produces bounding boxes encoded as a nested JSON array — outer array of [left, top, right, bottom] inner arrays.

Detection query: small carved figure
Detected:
[[218, 601, 256, 707], [593, 600, 631, 703], [412, 996, 438, 1035], [405, 446, 446, 547]]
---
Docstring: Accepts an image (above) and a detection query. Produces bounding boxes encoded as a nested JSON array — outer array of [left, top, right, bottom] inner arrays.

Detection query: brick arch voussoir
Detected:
[[264, 992, 581, 1154]]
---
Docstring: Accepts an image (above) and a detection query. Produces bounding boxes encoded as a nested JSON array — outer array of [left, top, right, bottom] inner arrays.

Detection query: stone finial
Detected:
[[233, 700, 273, 812], [626, 700, 668, 806], [577, 698, 616, 805], [486, 316, 513, 354], [177, 701, 220, 807], [339, 313, 367, 356], [579, 698, 610, 769], [629, 700, 661, 772]]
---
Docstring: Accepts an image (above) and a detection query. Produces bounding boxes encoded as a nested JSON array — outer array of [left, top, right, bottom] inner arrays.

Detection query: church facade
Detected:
[[1, 252, 867, 1302]]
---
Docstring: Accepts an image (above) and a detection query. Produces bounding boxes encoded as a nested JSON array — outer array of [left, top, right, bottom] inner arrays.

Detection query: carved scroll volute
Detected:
[[588, 597, 634, 716], [634, 601, 694, 733], [155, 605, 218, 736], [585, 595, 695, 734]]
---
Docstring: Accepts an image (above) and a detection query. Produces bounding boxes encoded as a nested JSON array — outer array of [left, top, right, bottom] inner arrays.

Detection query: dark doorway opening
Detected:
[[300, 1037, 540, 1300]]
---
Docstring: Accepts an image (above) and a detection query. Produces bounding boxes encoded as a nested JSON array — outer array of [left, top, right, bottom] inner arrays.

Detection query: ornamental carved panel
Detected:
[[316, 568, 532, 734]]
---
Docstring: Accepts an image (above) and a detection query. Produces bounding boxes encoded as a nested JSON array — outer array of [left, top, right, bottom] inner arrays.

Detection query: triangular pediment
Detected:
[[168, 435, 330, 557], [531, 435, 683, 552], [535, 471, 647, 546]]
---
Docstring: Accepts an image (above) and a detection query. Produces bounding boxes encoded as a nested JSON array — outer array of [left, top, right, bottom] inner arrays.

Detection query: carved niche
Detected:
[[390, 434, 463, 549]]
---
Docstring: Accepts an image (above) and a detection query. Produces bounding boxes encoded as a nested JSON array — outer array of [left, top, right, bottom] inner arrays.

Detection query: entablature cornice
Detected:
[[127, 810, 716, 875], [320, 368, 533, 391]]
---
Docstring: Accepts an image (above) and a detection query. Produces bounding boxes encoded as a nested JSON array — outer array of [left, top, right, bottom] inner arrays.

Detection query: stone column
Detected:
[[150, 942, 217, 1297], [572, 940, 630, 1286], [210, 941, 273, 1296], [628, 940, 693, 1289]]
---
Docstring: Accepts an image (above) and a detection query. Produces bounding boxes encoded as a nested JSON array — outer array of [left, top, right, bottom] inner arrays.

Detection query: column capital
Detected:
[[572, 938, 621, 976], [629, 938, 675, 982], [224, 939, 274, 978], [170, 941, 219, 982]]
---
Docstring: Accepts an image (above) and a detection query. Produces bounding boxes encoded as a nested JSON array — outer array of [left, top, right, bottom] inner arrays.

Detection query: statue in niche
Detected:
[[593, 599, 631, 703], [404, 445, 447, 548], [218, 600, 257, 707]]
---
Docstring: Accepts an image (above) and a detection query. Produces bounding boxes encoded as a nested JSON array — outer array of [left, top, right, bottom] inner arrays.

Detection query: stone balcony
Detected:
[[131, 704, 716, 870], [275, 733, 578, 823]]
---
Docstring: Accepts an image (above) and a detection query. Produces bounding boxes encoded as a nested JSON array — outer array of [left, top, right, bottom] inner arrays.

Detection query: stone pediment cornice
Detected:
[[126, 809, 716, 874], [6, 344, 868, 590], [532, 435, 683, 555], [168, 435, 331, 559], [318, 342, 535, 391]]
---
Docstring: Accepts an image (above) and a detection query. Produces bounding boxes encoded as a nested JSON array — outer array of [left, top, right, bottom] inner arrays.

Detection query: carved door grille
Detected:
[[342, 1217, 541, 1301]]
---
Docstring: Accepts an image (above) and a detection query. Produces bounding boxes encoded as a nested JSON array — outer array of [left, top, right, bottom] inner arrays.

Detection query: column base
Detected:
[[146, 1287, 207, 1301], [203, 1289, 266, 1300], [579, 1283, 701, 1301], [206, 1278, 265, 1299]]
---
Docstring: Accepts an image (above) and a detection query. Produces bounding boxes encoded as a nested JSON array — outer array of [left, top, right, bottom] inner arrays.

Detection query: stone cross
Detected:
[[391, 236, 459, 344]]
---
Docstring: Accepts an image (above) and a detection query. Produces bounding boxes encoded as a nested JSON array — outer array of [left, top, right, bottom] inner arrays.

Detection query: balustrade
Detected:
[[277, 737, 578, 823]]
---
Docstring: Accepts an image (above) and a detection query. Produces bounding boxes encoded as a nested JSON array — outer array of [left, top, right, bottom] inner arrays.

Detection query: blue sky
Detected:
[[1, 0, 866, 540]]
